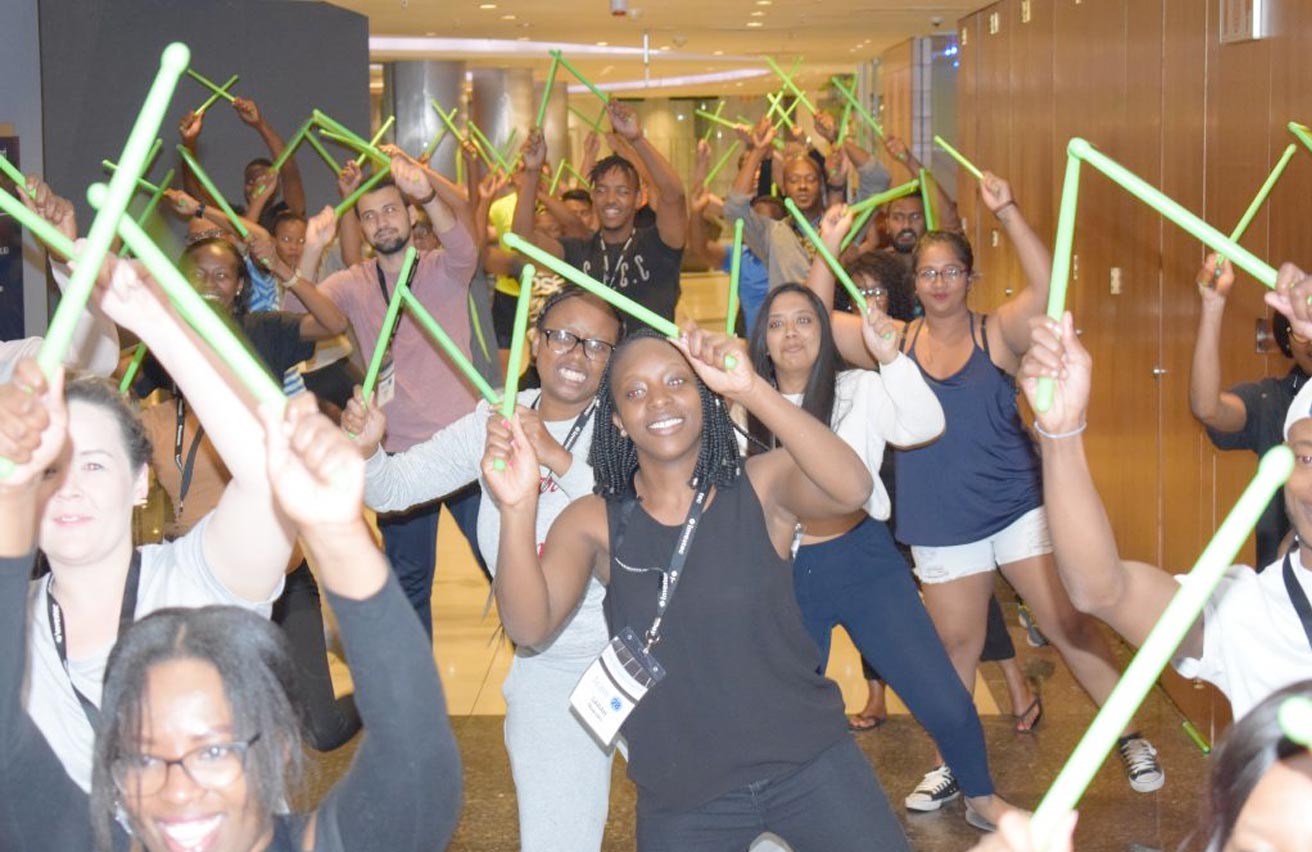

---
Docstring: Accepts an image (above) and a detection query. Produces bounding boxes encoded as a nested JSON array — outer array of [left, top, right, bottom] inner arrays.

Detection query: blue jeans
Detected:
[[794, 517, 994, 797], [378, 480, 486, 636], [635, 738, 907, 852]]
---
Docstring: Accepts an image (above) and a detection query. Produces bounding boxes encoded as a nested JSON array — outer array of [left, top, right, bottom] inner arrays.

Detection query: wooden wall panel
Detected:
[[877, 40, 915, 180], [1006, 0, 1054, 248], [956, 12, 982, 260], [970, 1, 1014, 312]]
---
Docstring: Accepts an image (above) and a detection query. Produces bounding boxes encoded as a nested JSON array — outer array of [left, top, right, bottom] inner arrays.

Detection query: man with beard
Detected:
[[879, 136, 962, 270], [725, 115, 890, 293], [511, 101, 687, 331], [306, 146, 482, 635]]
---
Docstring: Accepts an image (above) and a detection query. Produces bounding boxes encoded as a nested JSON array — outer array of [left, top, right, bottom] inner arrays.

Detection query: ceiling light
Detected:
[[659, 45, 670, 50], [712, 49, 724, 55], [750, 10, 765, 16], [425, 31, 436, 36], [755, 0, 772, 4], [596, 40, 609, 46], [500, 13, 515, 19], [746, 21, 763, 27], [479, 2, 496, 7]]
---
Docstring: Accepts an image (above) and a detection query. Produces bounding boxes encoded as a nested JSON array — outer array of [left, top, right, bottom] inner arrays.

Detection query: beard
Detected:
[[892, 229, 918, 253], [371, 231, 407, 255]]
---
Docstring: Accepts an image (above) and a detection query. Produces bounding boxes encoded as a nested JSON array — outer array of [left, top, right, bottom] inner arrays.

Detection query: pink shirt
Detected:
[[321, 222, 479, 452]]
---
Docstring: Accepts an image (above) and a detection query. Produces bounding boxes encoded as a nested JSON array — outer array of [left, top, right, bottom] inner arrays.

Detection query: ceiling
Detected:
[[334, 0, 977, 97]]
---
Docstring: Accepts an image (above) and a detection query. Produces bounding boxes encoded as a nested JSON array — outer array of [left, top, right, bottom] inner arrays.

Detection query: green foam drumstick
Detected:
[[360, 246, 417, 409], [317, 128, 389, 165], [548, 160, 568, 195], [537, 55, 560, 128], [194, 74, 238, 115], [356, 115, 395, 168], [704, 140, 743, 185], [551, 50, 610, 103], [563, 160, 591, 189], [1229, 142, 1297, 242], [335, 164, 394, 218], [701, 102, 726, 143], [726, 219, 744, 335], [847, 178, 921, 215], [1279, 695, 1312, 747], [501, 263, 536, 419], [1289, 121, 1312, 155], [187, 68, 237, 102], [101, 160, 162, 195], [695, 109, 741, 131], [91, 182, 287, 410], [1181, 719, 1211, 754], [1029, 446, 1294, 850], [0, 155, 35, 199], [119, 167, 175, 258], [398, 285, 501, 405], [764, 56, 815, 112], [118, 343, 148, 394], [783, 197, 867, 314], [766, 91, 797, 131], [420, 126, 447, 162], [271, 119, 313, 173], [175, 145, 249, 239], [933, 135, 984, 181], [568, 103, 605, 133], [312, 109, 377, 156], [304, 132, 342, 173], [830, 76, 884, 139], [1035, 152, 1083, 414], [0, 186, 77, 258], [468, 122, 509, 172], [837, 96, 854, 144], [839, 204, 877, 253], [430, 100, 464, 143], [918, 168, 937, 231]]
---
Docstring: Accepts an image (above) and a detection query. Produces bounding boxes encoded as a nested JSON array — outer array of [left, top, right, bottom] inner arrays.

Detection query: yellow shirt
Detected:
[[488, 193, 520, 296]]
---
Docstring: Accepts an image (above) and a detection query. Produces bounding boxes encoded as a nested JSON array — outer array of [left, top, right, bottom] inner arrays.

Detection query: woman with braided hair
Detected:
[[483, 326, 910, 851]]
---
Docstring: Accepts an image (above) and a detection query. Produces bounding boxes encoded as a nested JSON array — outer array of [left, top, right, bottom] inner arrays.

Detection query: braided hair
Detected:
[[589, 330, 742, 501]]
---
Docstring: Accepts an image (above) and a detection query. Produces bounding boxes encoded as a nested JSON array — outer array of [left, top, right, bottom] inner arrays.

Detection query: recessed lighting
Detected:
[[517, 35, 529, 40], [746, 21, 763, 27], [596, 40, 609, 46], [712, 49, 724, 55], [750, 10, 765, 16], [676, 113, 686, 121], [425, 31, 436, 35], [500, 13, 515, 19], [478, 2, 496, 7], [659, 45, 671, 51], [755, 0, 772, 4]]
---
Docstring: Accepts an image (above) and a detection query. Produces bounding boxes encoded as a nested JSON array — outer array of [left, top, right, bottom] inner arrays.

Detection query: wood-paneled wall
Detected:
[[957, 0, 1312, 735]]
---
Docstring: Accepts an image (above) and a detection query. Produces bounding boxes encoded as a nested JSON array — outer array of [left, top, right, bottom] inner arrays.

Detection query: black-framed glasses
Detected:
[[541, 328, 615, 361], [916, 265, 968, 283], [111, 733, 261, 797]]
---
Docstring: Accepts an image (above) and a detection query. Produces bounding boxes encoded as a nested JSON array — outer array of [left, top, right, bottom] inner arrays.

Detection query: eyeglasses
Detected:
[[915, 266, 968, 283], [111, 734, 261, 797], [541, 328, 615, 361]]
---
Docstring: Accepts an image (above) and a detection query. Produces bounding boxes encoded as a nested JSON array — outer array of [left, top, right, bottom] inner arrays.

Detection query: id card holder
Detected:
[[570, 625, 665, 747], [375, 355, 397, 407]]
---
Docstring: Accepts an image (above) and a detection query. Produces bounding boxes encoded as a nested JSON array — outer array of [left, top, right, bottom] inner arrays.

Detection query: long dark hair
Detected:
[[745, 284, 840, 455], [589, 330, 742, 501], [91, 607, 306, 851], [1201, 680, 1312, 851]]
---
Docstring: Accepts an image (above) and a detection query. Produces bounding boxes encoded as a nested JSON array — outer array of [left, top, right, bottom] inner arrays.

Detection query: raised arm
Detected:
[[268, 206, 350, 340], [724, 122, 777, 261], [686, 187, 728, 271], [983, 172, 1054, 362], [233, 98, 305, 215], [883, 136, 960, 231], [607, 102, 686, 249], [177, 110, 209, 203], [482, 415, 601, 647], [1018, 312, 1191, 653], [1189, 256, 1247, 432], [261, 395, 461, 852], [804, 205, 879, 368], [676, 328, 872, 519], [510, 129, 565, 258], [96, 259, 292, 601]]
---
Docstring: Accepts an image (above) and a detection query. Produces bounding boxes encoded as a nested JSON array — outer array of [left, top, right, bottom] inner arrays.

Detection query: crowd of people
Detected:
[[0, 74, 1309, 852]]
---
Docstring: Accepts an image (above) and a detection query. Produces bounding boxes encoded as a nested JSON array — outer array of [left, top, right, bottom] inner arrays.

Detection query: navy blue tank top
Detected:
[[603, 477, 849, 813], [894, 314, 1042, 546]]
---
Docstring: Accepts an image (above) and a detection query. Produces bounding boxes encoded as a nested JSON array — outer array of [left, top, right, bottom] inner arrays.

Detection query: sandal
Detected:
[[1014, 695, 1043, 733], [848, 712, 886, 732]]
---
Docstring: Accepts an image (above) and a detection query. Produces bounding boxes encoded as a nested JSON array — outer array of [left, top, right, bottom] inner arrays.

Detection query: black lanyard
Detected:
[[46, 550, 142, 726], [173, 397, 205, 511], [531, 394, 596, 492], [1282, 547, 1312, 652], [375, 260, 417, 348], [596, 233, 635, 289]]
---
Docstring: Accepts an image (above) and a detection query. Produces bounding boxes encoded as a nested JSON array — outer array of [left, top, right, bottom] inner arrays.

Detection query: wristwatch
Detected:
[[194, 203, 206, 220]]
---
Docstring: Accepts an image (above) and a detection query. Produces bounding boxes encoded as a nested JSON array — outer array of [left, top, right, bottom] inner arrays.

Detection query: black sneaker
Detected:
[[905, 764, 961, 811], [1117, 733, 1165, 792]]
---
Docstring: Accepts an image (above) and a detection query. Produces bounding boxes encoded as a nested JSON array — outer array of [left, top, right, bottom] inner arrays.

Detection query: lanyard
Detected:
[[531, 394, 596, 492], [1282, 546, 1312, 652], [45, 550, 142, 727], [375, 259, 418, 349], [596, 233, 635, 289], [613, 480, 711, 651], [173, 398, 205, 511]]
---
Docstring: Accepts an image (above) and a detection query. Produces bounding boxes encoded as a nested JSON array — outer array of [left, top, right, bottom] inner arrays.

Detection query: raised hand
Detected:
[[1196, 253, 1234, 302], [883, 136, 911, 165], [607, 101, 642, 142], [979, 171, 1015, 215], [178, 110, 203, 145], [1264, 262, 1312, 342], [386, 147, 431, 201], [860, 306, 900, 365], [90, 256, 168, 334], [1018, 312, 1090, 437], [520, 128, 547, 172], [165, 189, 202, 219], [19, 178, 78, 245], [583, 130, 601, 161], [750, 119, 777, 152], [481, 413, 541, 510], [336, 160, 363, 198], [341, 386, 387, 458], [509, 405, 569, 474], [818, 203, 853, 250], [813, 111, 838, 144], [0, 360, 67, 493], [261, 393, 365, 529], [232, 97, 262, 128], [672, 326, 753, 399], [304, 205, 338, 254], [246, 226, 278, 271]]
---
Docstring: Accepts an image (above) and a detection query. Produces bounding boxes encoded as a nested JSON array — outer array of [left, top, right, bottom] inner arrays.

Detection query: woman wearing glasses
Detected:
[[341, 285, 623, 852]]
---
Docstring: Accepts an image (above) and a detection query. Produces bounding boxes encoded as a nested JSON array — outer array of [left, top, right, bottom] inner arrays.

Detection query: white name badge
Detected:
[[569, 626, 665, 747], [375, 356, 397, 407]]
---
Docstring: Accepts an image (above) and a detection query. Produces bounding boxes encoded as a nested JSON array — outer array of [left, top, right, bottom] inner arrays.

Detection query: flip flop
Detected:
[[1014, 696, 1043, 733], [848, 712, 886, 732], [964, 800, 997, 832]]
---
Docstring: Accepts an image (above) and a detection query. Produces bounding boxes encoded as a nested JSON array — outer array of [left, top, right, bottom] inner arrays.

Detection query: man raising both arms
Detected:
[[511, 101, 687, 330]]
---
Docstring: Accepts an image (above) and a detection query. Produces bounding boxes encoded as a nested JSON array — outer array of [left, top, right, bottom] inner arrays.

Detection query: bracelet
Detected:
[[194, 203, 206, 220], [994, 200, 1018, 218], [283, 268, 303, 286], [1033, 419, 1086, 440], [416, 187, 437, 205]]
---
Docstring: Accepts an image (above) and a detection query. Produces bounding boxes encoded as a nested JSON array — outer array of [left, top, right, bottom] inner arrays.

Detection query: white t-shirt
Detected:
[[1173, 552, 1312, 719], [23, 514, 283, 791]]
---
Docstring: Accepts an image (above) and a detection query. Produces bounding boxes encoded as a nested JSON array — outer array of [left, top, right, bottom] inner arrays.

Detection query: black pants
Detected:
[[272, 562, 362, 751], [861, 592, 1016, 681]]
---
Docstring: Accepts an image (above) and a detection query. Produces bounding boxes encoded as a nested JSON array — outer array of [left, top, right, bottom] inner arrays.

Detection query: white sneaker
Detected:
[[1117, 734, 1165, 792], [905, 764, 961, 811]]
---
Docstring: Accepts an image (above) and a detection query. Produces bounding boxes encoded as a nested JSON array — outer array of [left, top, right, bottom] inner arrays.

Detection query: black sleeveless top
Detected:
[[603, 477, 849, 813]]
